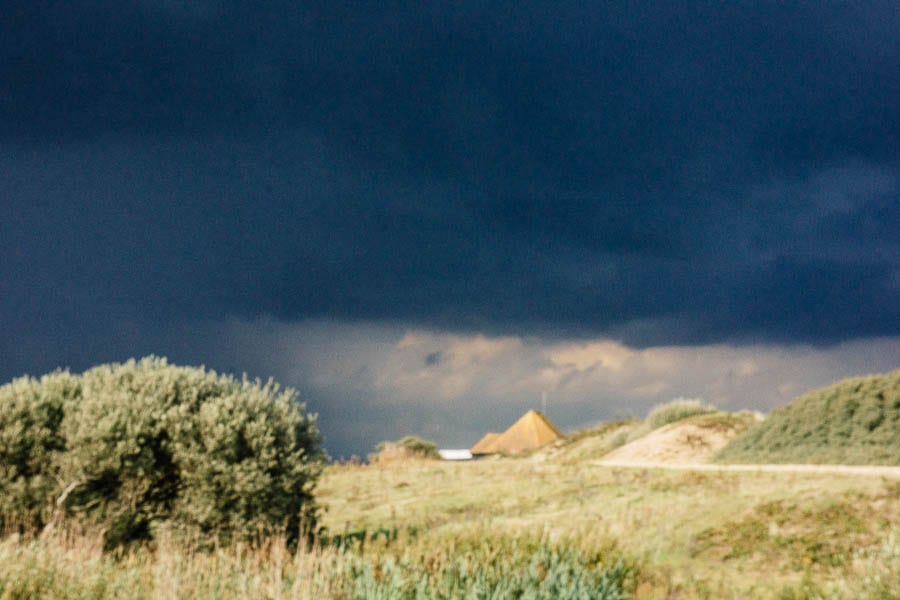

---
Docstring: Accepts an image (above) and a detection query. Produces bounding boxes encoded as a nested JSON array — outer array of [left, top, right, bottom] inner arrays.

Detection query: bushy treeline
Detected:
[[0, 357, 325, 549], [715, 369, 900, 465]]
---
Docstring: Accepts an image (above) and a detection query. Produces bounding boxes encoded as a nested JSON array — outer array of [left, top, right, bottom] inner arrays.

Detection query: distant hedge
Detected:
[[715, 370, 900, 465], [0, 357, 325, 549]]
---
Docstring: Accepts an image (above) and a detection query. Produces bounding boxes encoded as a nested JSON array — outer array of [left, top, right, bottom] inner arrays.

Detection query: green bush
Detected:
[[393, 435, 441, 458], [0, 371, 78, 530], [715, 370, 900, 465], [644, 398, 717, 430], [0, 357, 325, 549], [624, 398, 717, 443], [371, 435, 441, 462]]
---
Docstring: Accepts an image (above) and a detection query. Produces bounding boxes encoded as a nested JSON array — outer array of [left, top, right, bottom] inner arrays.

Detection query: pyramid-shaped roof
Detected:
[[470, 432, 501, 454], [470, 410, 563, 455]]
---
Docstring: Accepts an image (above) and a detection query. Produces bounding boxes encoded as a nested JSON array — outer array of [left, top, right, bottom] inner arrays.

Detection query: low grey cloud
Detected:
[[200, 319, 900, 457]]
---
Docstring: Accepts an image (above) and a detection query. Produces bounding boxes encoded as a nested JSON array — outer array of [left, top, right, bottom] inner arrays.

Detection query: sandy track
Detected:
[[593, 460, 900, 478]]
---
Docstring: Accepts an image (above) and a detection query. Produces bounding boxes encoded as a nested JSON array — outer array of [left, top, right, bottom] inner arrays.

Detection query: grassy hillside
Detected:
[[2, 451, 898, 598], [715, 369, 900, 465], [317, 457, 899, 599], [3, 378, 899, 598]]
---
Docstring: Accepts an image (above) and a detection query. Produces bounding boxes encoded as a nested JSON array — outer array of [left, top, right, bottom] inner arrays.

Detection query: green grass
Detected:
[[2, 457, 897, 598], [4, 373, 900, 598], [0, 526, 636, 599], [317, 456, 899, 598], [619, 398, 719, 445], [716, 370, 900, 465], [370, 435, 442, 463], [690, 488, 899, 570], [525, 418, 638, 463]]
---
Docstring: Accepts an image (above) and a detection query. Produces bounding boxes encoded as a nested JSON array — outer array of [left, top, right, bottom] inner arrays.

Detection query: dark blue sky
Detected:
[[2, 2, 898, 456]]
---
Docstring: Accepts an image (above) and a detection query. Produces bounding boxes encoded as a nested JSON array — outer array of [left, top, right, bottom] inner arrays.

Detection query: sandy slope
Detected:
[[593, 419, 900, 476], [598, 420, 739, 465]]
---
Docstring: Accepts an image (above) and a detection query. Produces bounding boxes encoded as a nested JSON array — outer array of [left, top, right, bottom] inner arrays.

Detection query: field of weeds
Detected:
[[316, 458, 899, 599], [2, 457, 897, 598], [1, 524, 635, 599]]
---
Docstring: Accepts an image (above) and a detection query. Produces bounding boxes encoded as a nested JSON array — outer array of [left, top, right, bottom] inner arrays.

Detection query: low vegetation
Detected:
[[369, 435, 441, 463], [0, 525, 635, 599], [0, 357, 325, 550], [617, 398, 719, 446], [643, 398, 718, 431], [544, 418, 639, 463], [4, 458, 896, 598], [716, 369, 900, 465], [3, 366, 899, 598]]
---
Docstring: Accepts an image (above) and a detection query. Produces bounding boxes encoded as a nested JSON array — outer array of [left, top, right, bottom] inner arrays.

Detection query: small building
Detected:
[[470, 432, 501, 455], [469, 410, 563, 456], [438, 449, 474, 461]]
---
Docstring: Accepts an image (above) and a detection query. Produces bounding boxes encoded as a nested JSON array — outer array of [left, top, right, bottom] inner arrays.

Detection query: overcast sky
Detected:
[[2, 2, 898, 457]]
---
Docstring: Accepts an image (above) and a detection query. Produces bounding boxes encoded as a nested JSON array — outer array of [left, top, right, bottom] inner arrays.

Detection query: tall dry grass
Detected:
[[0, 522, 635, 599]]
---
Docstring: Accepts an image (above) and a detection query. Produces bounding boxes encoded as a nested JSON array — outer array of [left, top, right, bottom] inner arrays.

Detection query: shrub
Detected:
[[624, 398, 717, 443], [370, 435, 440, 462], [0, 357, 325, 549], [644, 398, 717, 430], [0, 371, 78, 530], [715, 370, 900, 465]]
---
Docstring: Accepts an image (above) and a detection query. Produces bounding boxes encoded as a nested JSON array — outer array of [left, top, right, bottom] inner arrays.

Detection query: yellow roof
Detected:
[[470, 432, 501, 454], [471, 410, 563, 455]]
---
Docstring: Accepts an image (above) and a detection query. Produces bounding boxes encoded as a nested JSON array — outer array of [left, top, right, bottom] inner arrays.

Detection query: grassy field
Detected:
[[1, 456, 897, 598], [3, 376, 899, 599], [317, 457, 899, 599]]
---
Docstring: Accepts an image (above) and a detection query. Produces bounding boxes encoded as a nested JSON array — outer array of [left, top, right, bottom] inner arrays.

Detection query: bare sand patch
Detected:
[[599, 420, 739, 465]]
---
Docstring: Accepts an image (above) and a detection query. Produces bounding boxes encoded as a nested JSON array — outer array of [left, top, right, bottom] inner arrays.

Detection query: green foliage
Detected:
[[0, 528, 636, 600], [624, 398, 717, 443], [644, 398, 717, 430], [394, 435, 440, 458], [372, 435, 441, 462], [0, 372, 78, 530], [0, 357, 325, 549], [777, 535, 900, 600], [690, 496, 890, 570], [559, 419, 638, 447], [715, 370, 900, 465], [334, 535, 634, 599]]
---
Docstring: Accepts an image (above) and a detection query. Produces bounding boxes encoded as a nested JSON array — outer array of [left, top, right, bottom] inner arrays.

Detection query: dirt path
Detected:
[[593, 459, 900, 478]]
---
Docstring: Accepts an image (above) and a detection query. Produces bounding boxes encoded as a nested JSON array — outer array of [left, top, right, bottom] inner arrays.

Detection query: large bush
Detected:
[[715, 370, 900, 465], [0, 357, 325, 549], [0, 371, 78, 529]]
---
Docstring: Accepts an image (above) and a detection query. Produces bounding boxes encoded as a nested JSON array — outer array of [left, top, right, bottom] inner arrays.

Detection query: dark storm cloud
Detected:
[[2, 1, 899, 382], [5, 3, 897, 163]]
